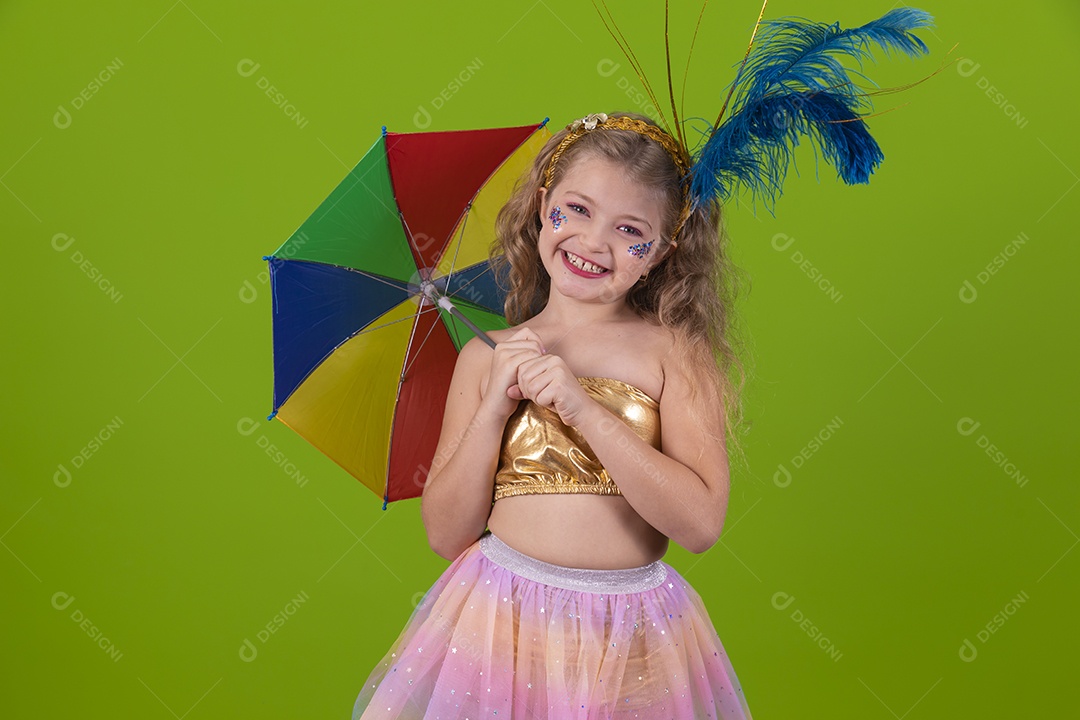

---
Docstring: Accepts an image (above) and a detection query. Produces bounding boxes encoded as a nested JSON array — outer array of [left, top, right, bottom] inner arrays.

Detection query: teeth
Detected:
[[565, 251, 607, 274]]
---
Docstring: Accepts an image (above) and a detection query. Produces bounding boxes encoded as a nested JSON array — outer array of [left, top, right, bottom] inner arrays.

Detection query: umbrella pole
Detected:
[[421, 282, 497, 349]]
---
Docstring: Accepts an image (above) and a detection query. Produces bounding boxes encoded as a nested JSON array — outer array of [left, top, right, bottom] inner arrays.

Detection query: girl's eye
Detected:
[[562, 202, 640, 236]]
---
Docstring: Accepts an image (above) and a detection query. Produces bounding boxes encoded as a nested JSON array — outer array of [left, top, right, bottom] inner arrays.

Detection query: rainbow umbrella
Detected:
[[263, 120, 551, 506]]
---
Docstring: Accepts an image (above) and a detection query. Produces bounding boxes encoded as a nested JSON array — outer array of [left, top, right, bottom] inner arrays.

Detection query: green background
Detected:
[[3, 0, 1076, 717]]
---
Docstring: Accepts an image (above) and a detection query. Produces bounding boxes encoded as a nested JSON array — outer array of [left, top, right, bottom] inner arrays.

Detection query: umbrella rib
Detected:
[[442, 212, 466, 352], [443, 260, 488, 301], [397, 192, 469, 300], [283, 257, 418, 296], [396, 297, 423, 396], [431, 206, 501, 329], [398, 211, 432, 280], [344, 310, 438, 351], [442, 201, 495, 308], [385, 288, 444, 502], [401, 300, 442, 379], [347, 267, 413, 292], [443, 204, 470, 292]]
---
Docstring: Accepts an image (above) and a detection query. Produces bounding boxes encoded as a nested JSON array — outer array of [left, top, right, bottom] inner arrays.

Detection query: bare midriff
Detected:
[[486, 493, 669, 570]]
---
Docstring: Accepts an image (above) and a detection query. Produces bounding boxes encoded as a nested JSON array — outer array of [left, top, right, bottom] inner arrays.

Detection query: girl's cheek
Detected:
[[548, 206, 568, 233], [628, 240, 655, 259]]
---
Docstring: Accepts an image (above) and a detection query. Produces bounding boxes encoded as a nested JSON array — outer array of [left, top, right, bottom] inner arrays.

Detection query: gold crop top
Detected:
[[492, 376, 661, 501]]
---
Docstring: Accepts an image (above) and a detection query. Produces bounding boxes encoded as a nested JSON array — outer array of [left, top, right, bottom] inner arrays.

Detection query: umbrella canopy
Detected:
[[264, 120, 551, 505]]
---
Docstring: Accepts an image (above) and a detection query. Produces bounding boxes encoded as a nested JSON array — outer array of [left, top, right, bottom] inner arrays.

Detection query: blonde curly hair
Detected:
[[488, 112, 753, 468]]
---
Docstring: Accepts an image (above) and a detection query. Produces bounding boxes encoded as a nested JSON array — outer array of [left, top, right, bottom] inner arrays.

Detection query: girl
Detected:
[[353, 111, 753, 719], [353, 6, 931, 714]]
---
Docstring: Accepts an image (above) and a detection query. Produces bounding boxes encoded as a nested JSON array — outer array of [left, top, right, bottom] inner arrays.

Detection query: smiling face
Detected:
[[537, 153, 671, 309]]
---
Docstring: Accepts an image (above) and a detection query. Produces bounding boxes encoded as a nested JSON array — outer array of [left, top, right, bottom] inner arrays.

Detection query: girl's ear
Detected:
[[650, 240, 676, 272], [661, 240, 677, 262], [536, 186, 547, 225]]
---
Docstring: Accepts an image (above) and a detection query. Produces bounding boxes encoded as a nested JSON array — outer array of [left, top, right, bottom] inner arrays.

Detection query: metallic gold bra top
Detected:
[[493, 376, 661, 501]]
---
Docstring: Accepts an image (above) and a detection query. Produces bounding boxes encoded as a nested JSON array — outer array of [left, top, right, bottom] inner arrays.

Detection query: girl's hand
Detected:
[[478, 328, 546, 422], [514, 352, 594, 428]]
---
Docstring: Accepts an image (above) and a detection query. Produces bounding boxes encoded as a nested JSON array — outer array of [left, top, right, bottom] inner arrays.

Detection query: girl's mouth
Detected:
[[562, 250, 609, 277]]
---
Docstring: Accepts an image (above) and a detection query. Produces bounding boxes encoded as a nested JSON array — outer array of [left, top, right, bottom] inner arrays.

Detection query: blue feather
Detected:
[[688, 8, 932, 213]]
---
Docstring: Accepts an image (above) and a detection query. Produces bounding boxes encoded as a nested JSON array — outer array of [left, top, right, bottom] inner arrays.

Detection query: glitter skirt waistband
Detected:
[[478, 531, 667, 594]]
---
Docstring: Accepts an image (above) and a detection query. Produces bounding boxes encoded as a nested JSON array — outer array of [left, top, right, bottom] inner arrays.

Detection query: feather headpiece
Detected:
[[548, 1, 942, 240]]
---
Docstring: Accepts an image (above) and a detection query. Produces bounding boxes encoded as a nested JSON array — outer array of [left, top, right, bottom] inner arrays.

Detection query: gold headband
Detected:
[[543, 113, 693, 243]]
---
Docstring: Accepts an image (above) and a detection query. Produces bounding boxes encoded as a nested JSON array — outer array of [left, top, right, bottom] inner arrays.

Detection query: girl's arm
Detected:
[[522, 345, 734, 557], [569, 352, 731, 554], [420, 336, 507, 560], [423, 327, 544, 559]]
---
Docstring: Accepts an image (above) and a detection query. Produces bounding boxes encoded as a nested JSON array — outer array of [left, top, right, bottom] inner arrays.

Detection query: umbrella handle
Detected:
[[430, 292, 497, 349]]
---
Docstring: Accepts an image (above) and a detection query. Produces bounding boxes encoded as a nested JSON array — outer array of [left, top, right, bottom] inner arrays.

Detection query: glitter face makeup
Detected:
[[548, 205, 568, 232], [628, 240, 654, 259]]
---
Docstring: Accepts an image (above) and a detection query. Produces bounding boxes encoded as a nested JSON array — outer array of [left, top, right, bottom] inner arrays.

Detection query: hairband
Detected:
[[543, 3, 940, 245]]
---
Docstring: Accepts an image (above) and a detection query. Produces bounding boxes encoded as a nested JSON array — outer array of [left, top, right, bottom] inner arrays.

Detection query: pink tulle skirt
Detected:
[[353, 531, 753, 719]]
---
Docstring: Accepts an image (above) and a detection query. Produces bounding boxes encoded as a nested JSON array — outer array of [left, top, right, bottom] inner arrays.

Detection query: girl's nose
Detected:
[[578, 227, 605, 253]]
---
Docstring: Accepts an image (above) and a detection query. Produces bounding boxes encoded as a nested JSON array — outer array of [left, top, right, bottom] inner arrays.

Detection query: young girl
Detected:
[[352, 6, 931, 714], [353, 111, 753, 719]]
